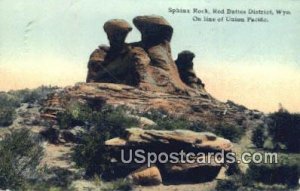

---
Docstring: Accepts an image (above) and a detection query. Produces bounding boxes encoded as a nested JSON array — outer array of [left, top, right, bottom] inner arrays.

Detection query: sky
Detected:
[[0, 0, 299, 113]]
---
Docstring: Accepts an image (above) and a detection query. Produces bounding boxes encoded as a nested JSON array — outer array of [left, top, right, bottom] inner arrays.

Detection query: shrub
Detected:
[[0, 86, 57, 127], [141, 109, 190, 130], [57, 102, 93, 129], [247, 162, 299, 188], [0, 93, 19, 127], [226, 162, 242, 176], [215, 175, 247, 191], [267, 111, 300, 152], [141, 109, 210, 132], [0, 107, 15, 127], [101, 178, 132, 191], [214, 123, 245, 143], [72, 105, 139, 177], [0, 93, 20, 108], [252, 125, 267, 148], [9, 86, 57, 104], [0, 129, 43, 190], [252, 111, 300, 152]]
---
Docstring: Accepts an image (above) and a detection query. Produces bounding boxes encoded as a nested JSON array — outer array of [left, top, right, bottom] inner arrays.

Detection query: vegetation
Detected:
[[141, 109, 192, 130], [252, 125, 266, 148], [217, 153, 300, 190], [214, 123, 245, 143], [0, 129, 43, 190], [100, 178, 133, 191], [67, 104, 138, 177], [142, 109, 245, 142], [252, 110, 300, 152], [0, 86, 57, 127], [0, 93, 19, 126]]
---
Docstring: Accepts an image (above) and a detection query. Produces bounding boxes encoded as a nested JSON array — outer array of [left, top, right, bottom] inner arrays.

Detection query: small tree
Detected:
[[268, 111, 300, 152], [0, 129, 43, 189], [72, 105, 139, 177], [252, 125, 266, 148]]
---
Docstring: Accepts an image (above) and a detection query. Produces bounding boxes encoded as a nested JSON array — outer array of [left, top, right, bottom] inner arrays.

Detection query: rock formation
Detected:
[[175, 50, 205, 89], [86, 15, 206, 96], [104, 128, 232, 184]]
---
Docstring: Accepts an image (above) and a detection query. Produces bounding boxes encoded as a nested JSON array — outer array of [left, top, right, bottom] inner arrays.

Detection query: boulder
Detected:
[[105, 128, 232, 151], [104, 128, 232, 184], [128, 166, 162, 186]]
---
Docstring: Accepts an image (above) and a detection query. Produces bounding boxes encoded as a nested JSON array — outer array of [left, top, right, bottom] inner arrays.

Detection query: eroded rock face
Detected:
[[176, 50, 205, 89], [86, 15, 206, 96]]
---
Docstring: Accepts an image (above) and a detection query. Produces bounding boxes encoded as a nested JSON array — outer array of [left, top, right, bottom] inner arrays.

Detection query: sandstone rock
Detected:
[[86, 15, 207, 96], [133, 15, 173, 47], [103, 19, 132, 51], [127, 115, 156, 128], [176, 50, 205, 89], [105, 128, 232, 151], [104, 128, 232, 184], [86, 46, 109, 83], [41, 83, 257, 127], [128, 166, 162, 186]]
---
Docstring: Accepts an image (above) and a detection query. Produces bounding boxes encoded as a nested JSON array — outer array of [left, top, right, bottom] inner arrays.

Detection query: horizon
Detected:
[[0, 0, 299, 113]]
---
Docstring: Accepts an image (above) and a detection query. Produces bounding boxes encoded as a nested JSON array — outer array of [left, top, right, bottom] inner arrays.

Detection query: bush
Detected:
[[9, 86, 57, 104], [0, 129, 43, 190], [214, 123, 245, 143], [57, 102, 93, 129], [141, 109, 191, 130], [71, 105, 139, 177], [268, 111, 300, 152], [247, 162, 299, 188], [101, 179, 132, 191], [0, 86, 57, 127], [141, 109, 210, 132], [0, 107, 15, 127], [252, 111, 300, 152], [0, 93, 20, 127], [215, 175, 248, 191], [252, 125, 267, 148]]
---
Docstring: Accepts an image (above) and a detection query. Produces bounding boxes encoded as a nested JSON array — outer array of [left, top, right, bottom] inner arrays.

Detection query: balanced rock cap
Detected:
[[103, 19, 132, 35], [133, 15, 173, 41], [133, 15, 172, 28], [177, 50, 195, 59]]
